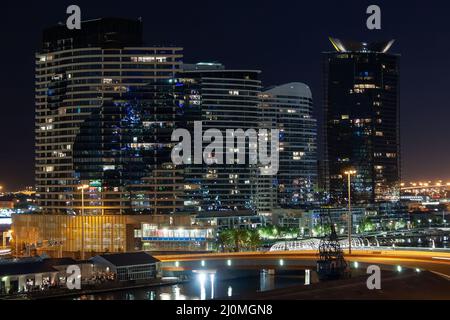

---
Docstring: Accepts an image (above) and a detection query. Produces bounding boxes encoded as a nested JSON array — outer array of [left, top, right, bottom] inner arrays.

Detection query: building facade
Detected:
[[324, 38, 400, 204], [260, 83, 318, 209], [72, 82, 185, 215], [35, 18, 183, 215], [12, 213, 214, 257], [180, 63, 262, 213]]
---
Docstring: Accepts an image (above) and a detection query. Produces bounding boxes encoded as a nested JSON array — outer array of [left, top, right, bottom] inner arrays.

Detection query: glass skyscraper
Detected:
[[324, 38, 400, 204]]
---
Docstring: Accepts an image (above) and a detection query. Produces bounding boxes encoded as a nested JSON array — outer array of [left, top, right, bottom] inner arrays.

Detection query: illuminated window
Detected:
[[354, 84, 377, 89], [131, 56, 167, 63], [293, 151, 304, 160], [386, 153, 397, 158], [38, 54, 53, 62]]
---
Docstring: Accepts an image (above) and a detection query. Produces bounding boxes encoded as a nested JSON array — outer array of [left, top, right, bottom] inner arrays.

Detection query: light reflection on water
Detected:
[[76, 270, 305, 300]]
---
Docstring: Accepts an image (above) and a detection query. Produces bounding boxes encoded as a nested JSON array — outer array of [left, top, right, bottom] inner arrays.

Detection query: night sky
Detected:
[[1, 0, 449, 191]]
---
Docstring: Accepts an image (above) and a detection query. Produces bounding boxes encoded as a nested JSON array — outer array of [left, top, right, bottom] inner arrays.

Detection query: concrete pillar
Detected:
[[260, 270, 275, 291], [305, 269, 311, 285], [35, 273, 43, 287], [4, 277, 10, 293], [18, 276, 26, 292], [1, 276, 11, 293], [50, 272, 57, 285]]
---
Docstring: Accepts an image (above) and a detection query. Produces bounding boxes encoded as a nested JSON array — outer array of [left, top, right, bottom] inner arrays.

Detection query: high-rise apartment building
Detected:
[[72, 82, 185, 215], [324, 38, 400, 204], [180, 63, 262, 212], [260, 83, 318, 209], [35, 18, 183, 214]]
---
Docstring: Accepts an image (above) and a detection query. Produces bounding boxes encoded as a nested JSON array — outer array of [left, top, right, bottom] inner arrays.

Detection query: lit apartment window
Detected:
[[229, 90, 240, 96], [39, 54, 53, 62], [354, 84, 377, 89], [293, 151, 304, 160], [386, 153, 397, 158], [131, 56, 167, 63]]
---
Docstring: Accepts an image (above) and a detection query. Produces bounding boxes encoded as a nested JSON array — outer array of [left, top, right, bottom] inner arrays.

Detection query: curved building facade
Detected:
[[260, 83, 318, 208]]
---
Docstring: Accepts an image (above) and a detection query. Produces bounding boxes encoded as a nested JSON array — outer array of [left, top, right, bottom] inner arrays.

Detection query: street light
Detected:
[[77, 184, 89, 215], [77, 184, 89, 260], [344, 170, 356, 255]]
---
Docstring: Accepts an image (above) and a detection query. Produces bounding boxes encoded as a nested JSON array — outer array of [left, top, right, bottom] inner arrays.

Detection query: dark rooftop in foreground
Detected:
[[0, 261, 57, 277], [93, 252, 160, 267], [0, 256, 86, 277], [248, 270, 450, 300]]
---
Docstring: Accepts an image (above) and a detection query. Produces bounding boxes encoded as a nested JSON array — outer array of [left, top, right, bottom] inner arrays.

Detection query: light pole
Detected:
[[77, 184, 89, 260], [344, 170, 356, 254]]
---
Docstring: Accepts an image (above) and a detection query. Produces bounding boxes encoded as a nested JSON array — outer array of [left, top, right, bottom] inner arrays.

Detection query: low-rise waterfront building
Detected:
[[0, 256, 88, 294], [90, 252, 161, 281], [12, 213, 215, 257]]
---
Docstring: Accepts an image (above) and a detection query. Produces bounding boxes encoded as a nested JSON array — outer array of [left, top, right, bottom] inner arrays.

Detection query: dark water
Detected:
[[76, 271, 305, 300], [376, 234, 449, 248]]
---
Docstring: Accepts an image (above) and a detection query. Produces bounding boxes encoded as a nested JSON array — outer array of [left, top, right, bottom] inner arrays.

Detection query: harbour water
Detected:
[[75, 270, 305, 300]]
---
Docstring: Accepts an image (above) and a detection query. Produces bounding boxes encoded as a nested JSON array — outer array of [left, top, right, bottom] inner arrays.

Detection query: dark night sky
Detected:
[[1, 0, 449, 191]]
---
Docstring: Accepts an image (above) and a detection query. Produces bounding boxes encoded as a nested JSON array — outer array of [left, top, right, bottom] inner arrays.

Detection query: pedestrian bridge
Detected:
[[270, 238, 371, 251]]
